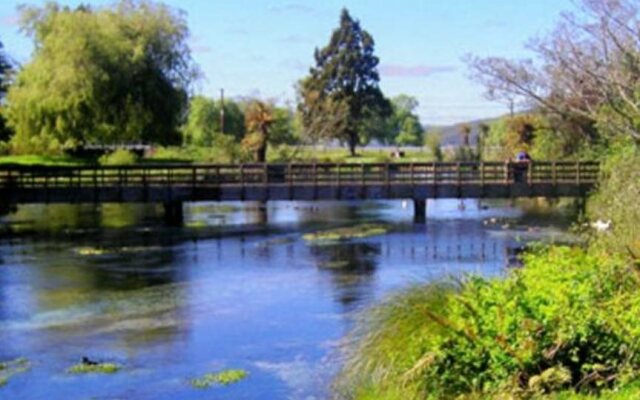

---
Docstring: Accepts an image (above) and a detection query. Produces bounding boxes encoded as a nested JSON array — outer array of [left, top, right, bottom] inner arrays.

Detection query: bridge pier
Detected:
[[0, 198, 14, 218], [575, 196, 587, 216], [413, 199, 426, 224], [163, 201, 184, 227]]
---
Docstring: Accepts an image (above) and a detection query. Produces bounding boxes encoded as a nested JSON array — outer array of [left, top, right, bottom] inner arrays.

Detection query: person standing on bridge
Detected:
[[513, 150, 532, 183]]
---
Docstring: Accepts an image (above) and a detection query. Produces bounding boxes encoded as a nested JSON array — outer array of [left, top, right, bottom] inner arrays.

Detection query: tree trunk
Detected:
[[256, 126, 268, 163], [256, 144, 267, 163], [348, 131, 358, 156]]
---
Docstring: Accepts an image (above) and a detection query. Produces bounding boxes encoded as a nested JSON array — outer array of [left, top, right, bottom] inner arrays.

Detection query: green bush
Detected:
[[338, 247, 640, 399], [98, 149, 138, 166], [587, 141, 640, 256]]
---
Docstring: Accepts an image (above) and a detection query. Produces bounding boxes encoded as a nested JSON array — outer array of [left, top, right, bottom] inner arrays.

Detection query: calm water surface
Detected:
[[0, 200, 575, 399]]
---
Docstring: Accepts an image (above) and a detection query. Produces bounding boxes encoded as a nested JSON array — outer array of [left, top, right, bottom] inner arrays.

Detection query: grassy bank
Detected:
[[0, 145, 438, 167], [337, 247, 640, 399], [336, 143, 640, 399], [0, 154, 87, 166]]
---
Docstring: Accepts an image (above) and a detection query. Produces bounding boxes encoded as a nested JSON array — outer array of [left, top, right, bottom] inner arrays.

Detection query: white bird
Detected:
[[591, 219, 612, 232]]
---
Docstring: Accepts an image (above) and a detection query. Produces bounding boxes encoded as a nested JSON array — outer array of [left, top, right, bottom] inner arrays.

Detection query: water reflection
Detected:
[[311, 242, 380, 309], [0, 199, 578, 399]]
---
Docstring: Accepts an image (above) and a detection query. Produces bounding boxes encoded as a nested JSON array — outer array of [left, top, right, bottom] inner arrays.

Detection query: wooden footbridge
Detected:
[[0, 161, 599, 224]]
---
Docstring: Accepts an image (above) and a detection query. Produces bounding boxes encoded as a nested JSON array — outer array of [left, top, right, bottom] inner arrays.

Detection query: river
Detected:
[[0, 199, 576, 399]]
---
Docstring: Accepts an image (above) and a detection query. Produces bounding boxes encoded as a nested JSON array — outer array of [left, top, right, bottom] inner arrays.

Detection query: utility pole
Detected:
[[220, 88, 225, 135]]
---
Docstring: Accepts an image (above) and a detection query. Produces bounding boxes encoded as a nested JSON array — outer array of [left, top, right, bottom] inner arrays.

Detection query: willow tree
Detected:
[[298, 9, 391, 156], [6, 1, 197, 153], [0, 40, 12, 142], [182, 96, 245, 146]]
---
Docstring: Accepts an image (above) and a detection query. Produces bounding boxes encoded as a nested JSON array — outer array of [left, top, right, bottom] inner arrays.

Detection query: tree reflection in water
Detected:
[[310, 242, 381, 310]]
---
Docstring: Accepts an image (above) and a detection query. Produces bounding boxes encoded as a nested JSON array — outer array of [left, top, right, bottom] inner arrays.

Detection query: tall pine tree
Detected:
[[299, 9, 390, 155]]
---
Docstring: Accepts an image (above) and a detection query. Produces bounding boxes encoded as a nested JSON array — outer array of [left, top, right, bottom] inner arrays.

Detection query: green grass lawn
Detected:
[[0, 155, 88, 166], [0, 146, 439, 167]]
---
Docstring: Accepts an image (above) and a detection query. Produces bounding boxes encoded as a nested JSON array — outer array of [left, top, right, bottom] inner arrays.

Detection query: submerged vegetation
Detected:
[[67, 360, 121, 374], [0, 358, 30, 387], [190, 369, 248, 389], [303, 224, 389, 243]]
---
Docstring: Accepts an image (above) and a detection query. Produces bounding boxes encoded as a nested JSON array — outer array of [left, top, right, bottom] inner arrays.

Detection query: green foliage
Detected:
[[367, 95, 424, 146], [182, 96, 217, 146], [269, 106, 298, 146], [339, 247, 640, 399], [482, 114, 597, 161], [181, 96, 245, 146], [146, 139, 245, 164], [0, 141, 10, 156], [6, 1, 196, 153], [0, 154, 85, 166], [424, 131, 443, 161], [392, 96, 424, 146], [98, 149, 138, 166], [190, 369, 248, 389], [587, 141, 640, 256], [0, 40, 13, 143], [67, 361, 121, 374], [450, 146, 479, 161], [266, 144, 303, 162], [298, 8, 391, 155]]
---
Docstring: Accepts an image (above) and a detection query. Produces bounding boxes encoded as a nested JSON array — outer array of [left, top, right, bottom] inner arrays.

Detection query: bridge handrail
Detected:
[[0, 161, 600, 189]]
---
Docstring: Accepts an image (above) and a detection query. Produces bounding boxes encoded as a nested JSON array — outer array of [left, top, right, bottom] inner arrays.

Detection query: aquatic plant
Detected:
[[190, 369, 248, 389], [0, 358, 30, 388], [75, 247, 107, 256], [337, 247, 640, 399], [67, 361, 121, 374], [303, 224, 388, 242], [74, 246, 162, 256], [185, 220, 208, 229]]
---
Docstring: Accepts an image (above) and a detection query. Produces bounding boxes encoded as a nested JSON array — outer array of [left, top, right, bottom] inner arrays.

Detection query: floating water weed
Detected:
[[67, 359, 121, 374], [303, 224, 388, 242], [190, 369, 248, 389], [0, 358, 30, 387]]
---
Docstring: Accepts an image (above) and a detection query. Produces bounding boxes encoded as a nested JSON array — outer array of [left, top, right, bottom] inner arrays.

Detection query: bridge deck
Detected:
[[0, 161, 599, 204]]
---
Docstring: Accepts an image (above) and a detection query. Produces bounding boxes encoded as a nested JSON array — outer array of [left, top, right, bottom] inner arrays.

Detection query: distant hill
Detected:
[[424, 115, 505, 146]]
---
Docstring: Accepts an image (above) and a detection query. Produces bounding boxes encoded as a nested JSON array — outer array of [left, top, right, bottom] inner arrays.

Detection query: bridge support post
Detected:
[[413, 199, 426, 224], [256, 201, 268, 225], [575, 196, 587, 216], [163, 201, 184, 227], [0, 202, 11, 218]]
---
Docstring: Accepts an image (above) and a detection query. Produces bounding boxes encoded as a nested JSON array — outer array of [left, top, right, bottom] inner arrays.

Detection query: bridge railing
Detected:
[[0, 161, 599, 189]]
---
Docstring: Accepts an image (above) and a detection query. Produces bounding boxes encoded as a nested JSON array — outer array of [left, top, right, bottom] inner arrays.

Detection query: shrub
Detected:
[[98, 149, 138, 166], [337, 247, 640, 399], [587, 141, 640, 257]]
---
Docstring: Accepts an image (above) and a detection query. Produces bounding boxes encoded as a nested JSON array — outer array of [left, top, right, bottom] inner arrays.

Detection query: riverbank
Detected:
[[337, 246, 640, 399], [337, 146, 640, 399]]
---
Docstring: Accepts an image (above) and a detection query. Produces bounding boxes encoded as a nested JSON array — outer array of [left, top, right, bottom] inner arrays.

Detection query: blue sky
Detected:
[[0, 0, 575, 125]]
